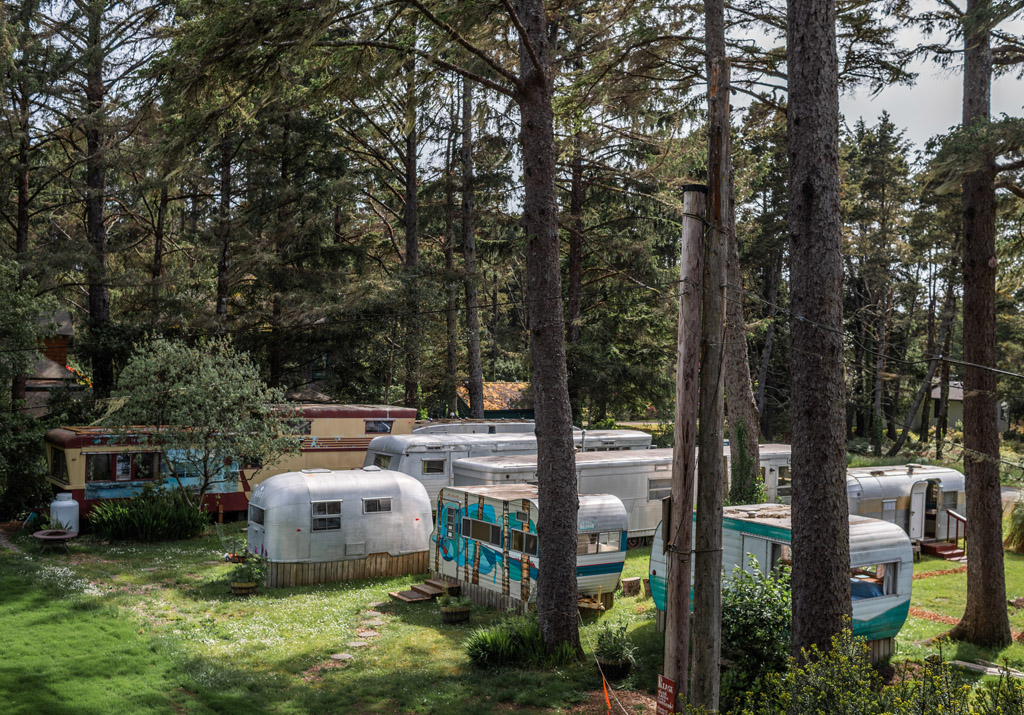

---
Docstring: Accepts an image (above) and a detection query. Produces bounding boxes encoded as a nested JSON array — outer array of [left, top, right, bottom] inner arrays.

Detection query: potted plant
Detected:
[[229, 553, 267, 596], [438, 591, 472, 624], [594, 623, 636, 680]]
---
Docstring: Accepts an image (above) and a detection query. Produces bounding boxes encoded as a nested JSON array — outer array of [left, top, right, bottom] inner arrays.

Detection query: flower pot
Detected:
[[440, 605, 471, 624], [596, 658, 632, 681], [227, 553, 248, 564], [231, 581, 258, 596]]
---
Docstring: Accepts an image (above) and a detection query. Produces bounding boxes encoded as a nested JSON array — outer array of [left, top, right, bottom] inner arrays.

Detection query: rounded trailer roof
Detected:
[[846, 464, 965, 494], [368, 432, 541, 454], [249, 467, 430, 510], [455, 448, 673, 474], [848, 514, 914, 566], [578, 493, 629, 533]]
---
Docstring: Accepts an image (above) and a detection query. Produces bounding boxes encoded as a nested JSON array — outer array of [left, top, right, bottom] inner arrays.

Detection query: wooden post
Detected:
[[664, 185, 706, 708]]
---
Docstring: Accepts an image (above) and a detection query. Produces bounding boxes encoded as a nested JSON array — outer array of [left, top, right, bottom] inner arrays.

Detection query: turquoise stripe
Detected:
[[576, 562, 624, 577]]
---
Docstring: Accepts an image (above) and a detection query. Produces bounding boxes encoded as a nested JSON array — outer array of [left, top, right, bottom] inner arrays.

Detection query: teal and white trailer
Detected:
[[429, 484, 628, 611], [648, 504, 913, 662]]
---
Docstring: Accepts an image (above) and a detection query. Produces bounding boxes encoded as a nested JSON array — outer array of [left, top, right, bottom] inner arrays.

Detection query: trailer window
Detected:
[[770, 542, 792, 572], [776, 467, 792, 500], [423, 460, 446, 475], [249, 504, 264, 525], [85, 454, 113, 482], [363, 498, 392, 514], [882, 499, 897, 522], [510, 529, 538, 556], [372, 453, 392, 469], [135, 453, 160, 480], [114, 454, 132, 481], [462, 517, 501, 546], [850, 562, 897, 600], [648, 478, 671, 502], [942, 491, 958, 510], [311, 501, 342, 531], [577, 532, 620, 555], [294, 420, 312, 435], [365, 420, 393, 434], [49, 449, 69, 484]]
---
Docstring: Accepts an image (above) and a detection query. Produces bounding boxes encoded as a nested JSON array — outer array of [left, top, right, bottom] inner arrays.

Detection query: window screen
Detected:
[[942, 491, 958, 510], [363, 498, 392, 514], [372, 454, 392, 469], [365, 420, 393, 434], [85, 454, 113, 482], [423, 460, 446, 475], [576, 532, 620, 555], [249, 504, 265, 525], [882, 499, 897, 522], [648, 478, 671, 502], [510, 529, 538, 555], [462, 517, 501, 546], [311, 501, 342, 531]]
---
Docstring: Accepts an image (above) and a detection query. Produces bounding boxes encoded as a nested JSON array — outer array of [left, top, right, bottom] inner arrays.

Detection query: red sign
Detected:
[[656, 674, 676, 715]]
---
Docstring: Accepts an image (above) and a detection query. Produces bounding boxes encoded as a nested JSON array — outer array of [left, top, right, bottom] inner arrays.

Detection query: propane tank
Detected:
[[49, 493, 80, 532]]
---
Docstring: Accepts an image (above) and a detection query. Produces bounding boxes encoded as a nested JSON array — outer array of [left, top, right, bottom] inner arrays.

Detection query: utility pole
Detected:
[[664, 185, 706, 709]]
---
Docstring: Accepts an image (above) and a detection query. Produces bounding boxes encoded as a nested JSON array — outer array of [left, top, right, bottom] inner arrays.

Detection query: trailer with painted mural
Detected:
[[429, 485, 629, 612], [247, 466, 432, 587], [363, 429, 653, 504], [648, 504, 913, 662]]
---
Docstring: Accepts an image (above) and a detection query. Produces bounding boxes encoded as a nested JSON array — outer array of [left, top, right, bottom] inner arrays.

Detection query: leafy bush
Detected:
[[720, 560, 792, 711], [89, 484, 208, 541], [437, 592, 471, 608], [465, 615, 576, 669], [1005, 499, 1024, 552], [594, 623, 636, 664], [229, 553, 267, 583]]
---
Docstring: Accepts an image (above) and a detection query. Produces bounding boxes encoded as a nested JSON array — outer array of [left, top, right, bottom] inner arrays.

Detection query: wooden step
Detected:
[[389, 589, 431, 603], [425, 578, 460, 594], [412, 582, 445, 598]]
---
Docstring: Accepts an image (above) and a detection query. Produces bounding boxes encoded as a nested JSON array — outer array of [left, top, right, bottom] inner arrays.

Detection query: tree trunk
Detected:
[[565, 131, 585, 423], [85, 2, 112, 396], [215, 135, 233, 332], [692, 2, 728, 704], [403, 57, 420, 410], [12, 91, 31, 404], [664, 186, 706, 709], [871, 293, 893, 457], [462, 77, 485, 419], [445, 129, 460, 417], [949, 0, 1011, 648], [889, 287, 955, 456], [755, 251, 781, 426], [152, 185, 168, 314], [937, 325, 953, 458], [724, 176, 762, 504], [515, 0, 579, 653], [787, 0, 851, 657]]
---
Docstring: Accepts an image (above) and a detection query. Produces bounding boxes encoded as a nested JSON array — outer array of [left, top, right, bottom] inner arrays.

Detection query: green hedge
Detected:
[[89, 484, 208, 541]]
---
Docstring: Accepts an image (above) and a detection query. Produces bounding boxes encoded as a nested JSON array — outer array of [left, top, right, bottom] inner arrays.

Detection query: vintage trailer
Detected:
[[430, 485, 628, 611], [414, 420, 538, 435], [845, 464, 965, 541], [757, 444, 792, 503], [648, 504, 913, 662], [43, 404, 416, 514], [247, 467, 432, 587], [364, 429, 653, 503], [453, 449, 673, 547], [454, 444, 793, 546]]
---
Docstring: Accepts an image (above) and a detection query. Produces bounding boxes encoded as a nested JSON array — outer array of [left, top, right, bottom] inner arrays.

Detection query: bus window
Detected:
[[49, 449, 69, 484], [86, 454, 114, 482], [136, 453, 160, 480]]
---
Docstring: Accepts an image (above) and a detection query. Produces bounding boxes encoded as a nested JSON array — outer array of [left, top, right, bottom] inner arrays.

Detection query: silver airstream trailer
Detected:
[[648, 504, 913, 662], [430, 484, 628, 611], [363, 429, 653, 504], [845, 464, 965, 542], [453, 449, 673, 547], [414, 420, 538, 435], [247, 467, 432, 587]]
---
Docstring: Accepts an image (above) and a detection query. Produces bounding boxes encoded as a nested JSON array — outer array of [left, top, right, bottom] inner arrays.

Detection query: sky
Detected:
[[839, 22, 1024, 154]]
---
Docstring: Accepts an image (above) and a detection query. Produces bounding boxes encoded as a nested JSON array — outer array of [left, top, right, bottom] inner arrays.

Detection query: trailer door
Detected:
[[909, 482, 926, 540]]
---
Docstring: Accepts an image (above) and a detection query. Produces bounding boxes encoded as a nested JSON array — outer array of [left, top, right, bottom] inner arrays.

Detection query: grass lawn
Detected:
[[0, 526, 662, 714]]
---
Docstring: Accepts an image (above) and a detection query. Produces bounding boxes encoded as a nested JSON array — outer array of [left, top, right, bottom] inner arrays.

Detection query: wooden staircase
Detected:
[[389, 577, 461, 604], [919, 539, 966, 561]]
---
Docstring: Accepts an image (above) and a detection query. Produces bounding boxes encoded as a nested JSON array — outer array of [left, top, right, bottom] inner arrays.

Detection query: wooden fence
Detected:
[[266, 551, 429, 588]]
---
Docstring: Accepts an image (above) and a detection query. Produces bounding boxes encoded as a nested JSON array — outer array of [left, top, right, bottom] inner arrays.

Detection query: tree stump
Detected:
[[621, 577, 641, 597]]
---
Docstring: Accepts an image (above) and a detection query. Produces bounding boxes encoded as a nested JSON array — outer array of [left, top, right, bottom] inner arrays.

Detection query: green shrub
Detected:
[[720, 560, 792, 711], [1006, 499, 1024, 553], [228, 553, 267, 583], [89, 484, 209, 541], [594, 623, 636, 664], [464, 615, 576, 669]]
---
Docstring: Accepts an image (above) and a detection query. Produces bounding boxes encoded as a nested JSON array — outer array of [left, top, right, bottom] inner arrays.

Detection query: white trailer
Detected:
[[429, 484, 628, 611], [648, 504, 913, 662], [247, 466, 432, 587], [363, 429, 652, 503]]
